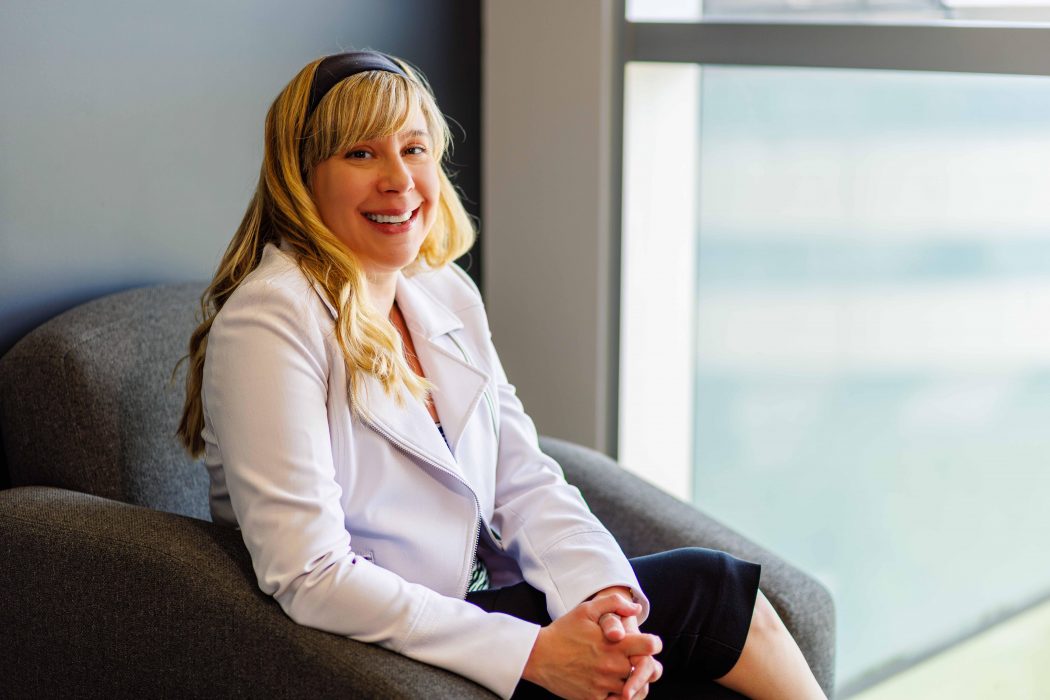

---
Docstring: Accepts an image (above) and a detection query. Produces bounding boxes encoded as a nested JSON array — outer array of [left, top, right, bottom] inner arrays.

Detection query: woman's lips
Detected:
[[362, 206, 420, 234]]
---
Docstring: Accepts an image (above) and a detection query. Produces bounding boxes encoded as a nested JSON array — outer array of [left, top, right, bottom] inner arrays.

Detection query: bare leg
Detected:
[[714, 590, 827, 699]]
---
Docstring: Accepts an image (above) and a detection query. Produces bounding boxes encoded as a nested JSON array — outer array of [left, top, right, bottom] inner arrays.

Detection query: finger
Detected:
[[619, 633, 662, 657], [599, 613, 627, 641], [622, 656, 654, 698], [589, 593, 642, 620], [588, 594, 642, 621], [600, 672, 629, 698], [624, 657, 661, 697], [618, 632, 663, 657], [617, 615, 641, 648]]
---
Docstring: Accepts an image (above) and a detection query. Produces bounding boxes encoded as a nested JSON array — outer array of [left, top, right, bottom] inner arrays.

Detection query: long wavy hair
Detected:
[[177, 55, 476, 457]]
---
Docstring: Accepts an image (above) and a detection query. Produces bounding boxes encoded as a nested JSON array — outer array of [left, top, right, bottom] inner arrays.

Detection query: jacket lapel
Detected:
[[300, 257, 490, 475], [395, 273, 490, 459], [358, 372, 461, 475]]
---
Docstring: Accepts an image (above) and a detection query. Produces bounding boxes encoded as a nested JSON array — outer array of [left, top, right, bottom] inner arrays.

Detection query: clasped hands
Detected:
[[522, 586, 663, 700]]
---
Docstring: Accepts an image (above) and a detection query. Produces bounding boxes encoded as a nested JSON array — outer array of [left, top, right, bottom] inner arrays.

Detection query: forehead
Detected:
[[315, 86, 441, 163], [360, 105, 431, 142], [397, 104, 430, 133]]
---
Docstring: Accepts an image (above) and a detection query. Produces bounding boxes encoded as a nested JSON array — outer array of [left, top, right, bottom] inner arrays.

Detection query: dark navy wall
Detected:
[[0, 0, 481, 487], [0, 0, 482, 357]]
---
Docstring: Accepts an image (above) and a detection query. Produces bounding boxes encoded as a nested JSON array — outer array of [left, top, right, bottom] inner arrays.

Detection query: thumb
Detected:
[[588, 593, 641, 621]]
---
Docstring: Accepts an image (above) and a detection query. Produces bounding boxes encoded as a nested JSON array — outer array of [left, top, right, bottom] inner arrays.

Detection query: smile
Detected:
[[364, 210, 413, 224], [360, 207, 421, 234]]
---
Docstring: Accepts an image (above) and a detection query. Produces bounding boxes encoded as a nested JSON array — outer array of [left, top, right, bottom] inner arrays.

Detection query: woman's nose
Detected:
[[378, 156, 414, 193]]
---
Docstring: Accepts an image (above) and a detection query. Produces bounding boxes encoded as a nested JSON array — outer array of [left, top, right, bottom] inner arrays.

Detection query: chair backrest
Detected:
[[0, 283, 211, 520]]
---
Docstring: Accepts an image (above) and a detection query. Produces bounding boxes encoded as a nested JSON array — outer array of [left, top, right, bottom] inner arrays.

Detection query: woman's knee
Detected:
[[661, 547, 730, 576], [748, 590, 786, 643]]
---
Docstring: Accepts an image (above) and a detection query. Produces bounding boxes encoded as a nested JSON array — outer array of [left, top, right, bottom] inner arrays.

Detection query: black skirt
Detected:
[[466, 547, 761, 698]]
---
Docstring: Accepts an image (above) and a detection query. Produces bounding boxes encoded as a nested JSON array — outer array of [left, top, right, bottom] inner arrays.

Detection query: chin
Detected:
[[379, 251, 424, 273]]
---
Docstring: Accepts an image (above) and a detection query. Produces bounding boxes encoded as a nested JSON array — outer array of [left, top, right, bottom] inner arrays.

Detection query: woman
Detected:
[[177, 51, 826, 700]]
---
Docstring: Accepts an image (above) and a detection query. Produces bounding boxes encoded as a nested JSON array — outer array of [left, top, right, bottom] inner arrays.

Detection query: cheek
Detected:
[[312, 175, 350, 230], [424, 192, 441, 228], [423, 174, 441, 212], [417, 164, 440, 201]]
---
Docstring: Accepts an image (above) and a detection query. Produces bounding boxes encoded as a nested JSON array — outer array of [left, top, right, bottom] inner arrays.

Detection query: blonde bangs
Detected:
[[301, 71, 450, 176]]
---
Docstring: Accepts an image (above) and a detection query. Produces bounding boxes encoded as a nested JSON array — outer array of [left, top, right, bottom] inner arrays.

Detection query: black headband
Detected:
[[306, 51, 408, 122]]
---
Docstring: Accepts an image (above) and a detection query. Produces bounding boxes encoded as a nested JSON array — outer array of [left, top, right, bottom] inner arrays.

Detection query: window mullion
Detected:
[[627, 20, 1050, 76]]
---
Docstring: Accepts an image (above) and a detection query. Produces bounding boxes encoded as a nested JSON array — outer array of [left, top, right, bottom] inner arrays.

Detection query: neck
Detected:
[[365, 272, 398, 317]]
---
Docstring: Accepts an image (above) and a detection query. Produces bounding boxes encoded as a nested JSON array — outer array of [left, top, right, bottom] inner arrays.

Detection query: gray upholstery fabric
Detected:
[[542, 437, 837, 697], [0, 284, 209, 520], [0, 283, 836, 698], [0, 422, 9, 490], [0, 485, 491, 699]]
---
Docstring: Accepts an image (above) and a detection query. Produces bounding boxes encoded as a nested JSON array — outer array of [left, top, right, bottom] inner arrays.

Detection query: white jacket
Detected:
[[201, 243, 647, 698]]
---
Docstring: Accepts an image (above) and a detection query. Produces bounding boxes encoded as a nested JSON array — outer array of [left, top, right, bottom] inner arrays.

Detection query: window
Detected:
[[618, 5, 1050, 694]]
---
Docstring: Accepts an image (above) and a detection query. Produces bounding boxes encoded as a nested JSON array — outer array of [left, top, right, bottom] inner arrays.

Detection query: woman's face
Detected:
[[310, 105, 440, 278]]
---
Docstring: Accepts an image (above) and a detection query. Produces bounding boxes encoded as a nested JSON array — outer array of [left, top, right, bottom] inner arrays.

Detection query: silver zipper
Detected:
[[361, 411, 481, 599]]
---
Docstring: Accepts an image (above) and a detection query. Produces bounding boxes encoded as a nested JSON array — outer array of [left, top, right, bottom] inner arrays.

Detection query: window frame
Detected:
[[626, 19, 1050, 76]]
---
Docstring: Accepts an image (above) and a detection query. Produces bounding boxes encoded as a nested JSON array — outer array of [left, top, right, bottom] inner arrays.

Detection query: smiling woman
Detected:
[[309, 114, 440, 288], [173, 50, 824, 700]]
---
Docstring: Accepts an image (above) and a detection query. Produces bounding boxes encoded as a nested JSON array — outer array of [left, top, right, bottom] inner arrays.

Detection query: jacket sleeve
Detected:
[[202, 279, 539, 699], [481, 328, 650, 622]]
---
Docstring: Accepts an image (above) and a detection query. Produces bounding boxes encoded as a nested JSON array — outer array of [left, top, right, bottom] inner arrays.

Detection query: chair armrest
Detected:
[[0, 486, 495, 699], [541, 436, 837, 697]]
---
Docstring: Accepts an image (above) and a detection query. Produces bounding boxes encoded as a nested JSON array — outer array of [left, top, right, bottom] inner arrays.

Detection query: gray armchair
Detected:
[[0, 284, 835, 698]]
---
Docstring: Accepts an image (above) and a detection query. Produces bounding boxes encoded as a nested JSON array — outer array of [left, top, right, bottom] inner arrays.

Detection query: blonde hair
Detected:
[[177, 55, 475, 457]]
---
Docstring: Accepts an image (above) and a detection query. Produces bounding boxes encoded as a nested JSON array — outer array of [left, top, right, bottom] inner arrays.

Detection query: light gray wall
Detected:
[[0, 0, 481, 355], [482, 0, 622, 454]]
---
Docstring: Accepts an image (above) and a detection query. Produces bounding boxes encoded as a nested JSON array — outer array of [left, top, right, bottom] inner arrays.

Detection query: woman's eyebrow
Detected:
[[402, 128, 430, 140]]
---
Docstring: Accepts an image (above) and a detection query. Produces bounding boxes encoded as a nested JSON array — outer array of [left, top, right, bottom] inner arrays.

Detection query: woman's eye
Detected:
[[346, 149, 371, 159], [405, 145, 428, 156]]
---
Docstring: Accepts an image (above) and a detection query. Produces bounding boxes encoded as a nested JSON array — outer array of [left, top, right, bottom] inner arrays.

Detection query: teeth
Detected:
[[365, 211, 412, 224]]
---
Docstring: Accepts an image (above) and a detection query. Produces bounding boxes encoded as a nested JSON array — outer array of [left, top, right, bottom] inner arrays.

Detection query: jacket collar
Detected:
[[275, 240, 488, 476], [394, 271, 464, 341], [272, 241, 462, 339], [380, 272, 489, 471]]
